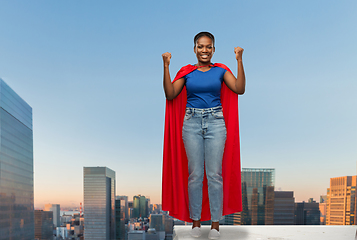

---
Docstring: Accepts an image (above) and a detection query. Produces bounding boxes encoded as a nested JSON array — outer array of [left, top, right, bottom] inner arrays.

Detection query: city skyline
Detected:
[[0, 1, 356, 208]]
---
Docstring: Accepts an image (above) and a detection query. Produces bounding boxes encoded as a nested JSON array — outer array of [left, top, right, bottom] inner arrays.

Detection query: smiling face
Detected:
[[194, 36, 215, 65]]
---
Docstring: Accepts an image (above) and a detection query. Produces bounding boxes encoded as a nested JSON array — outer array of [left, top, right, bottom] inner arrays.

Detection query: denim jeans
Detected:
[[182, 106, 227, 222]]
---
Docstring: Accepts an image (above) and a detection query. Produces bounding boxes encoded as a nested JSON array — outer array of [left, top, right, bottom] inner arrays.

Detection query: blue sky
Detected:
[[1, 0, 356, 208]]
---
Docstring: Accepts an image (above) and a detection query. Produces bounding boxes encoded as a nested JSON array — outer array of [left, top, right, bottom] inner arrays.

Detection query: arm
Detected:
[[162, 52, 185, 100], [223, 47, 246, 95]]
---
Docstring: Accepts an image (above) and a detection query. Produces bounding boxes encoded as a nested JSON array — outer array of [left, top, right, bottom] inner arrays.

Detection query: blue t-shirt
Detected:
[[184, 66, 227, 108]]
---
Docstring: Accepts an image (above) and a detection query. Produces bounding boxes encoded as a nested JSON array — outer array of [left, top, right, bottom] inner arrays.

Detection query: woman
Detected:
[[162, 32, 245, 239]]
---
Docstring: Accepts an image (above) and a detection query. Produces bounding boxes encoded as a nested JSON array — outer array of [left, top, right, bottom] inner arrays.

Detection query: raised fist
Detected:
[[162, 52, 172, 66], [234, 47, 244, 60]]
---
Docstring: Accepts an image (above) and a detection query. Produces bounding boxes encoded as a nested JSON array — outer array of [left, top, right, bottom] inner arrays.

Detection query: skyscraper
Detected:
[[34, 210, 53, 240], [133, 195, 140, 218], [326, 176, 357, 225], [319, 195, 327, 225], [294, 198, 320, 225], [273, 191, 295, 225], [44, 204, 60, 227], [133, 195, 148, 219], [0, 79, 34, 239], [83, 167, 116, 239], [117, 195, 129, 221], [241, 168, 275, 225], [139, 195, 147, 218], [115, 198, 125, 240]]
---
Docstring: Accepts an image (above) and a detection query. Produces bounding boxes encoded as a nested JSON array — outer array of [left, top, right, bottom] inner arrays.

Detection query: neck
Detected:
[[196, 63, 213, 68]]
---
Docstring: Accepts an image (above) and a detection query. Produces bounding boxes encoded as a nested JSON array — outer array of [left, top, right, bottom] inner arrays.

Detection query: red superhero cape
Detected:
[[162, 63, 242, 222]]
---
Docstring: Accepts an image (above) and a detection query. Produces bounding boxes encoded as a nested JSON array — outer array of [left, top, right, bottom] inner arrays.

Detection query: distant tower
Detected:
[[133, 196, 140, 218], [115, 197, 126, 240], [34, 210, 53, 240], [44, 204, 60, 227], [0, 79, 35, 239], [83, 167, 116, 239], [326, 176, 357, 225], [273, 191, 295, 224], [117, 196, 129, 220], [319, 195, 327, 225], [241, 168, 275, 225], [132, 195, 148, 219], [294, 198, 320, 225], [139, 195, 147, 218]]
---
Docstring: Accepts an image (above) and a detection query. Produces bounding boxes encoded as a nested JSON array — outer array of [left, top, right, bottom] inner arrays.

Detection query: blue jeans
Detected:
[[182, 106, 227, 222]]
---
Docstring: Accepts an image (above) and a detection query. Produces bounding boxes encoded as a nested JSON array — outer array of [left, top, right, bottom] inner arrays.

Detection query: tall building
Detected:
[[294, 198, 320, 225], [149, 214, 164, 232], [133, 195, 148, 219], [44, 204, 60, 227], [149, 214, 166, 240], [145, 198, 150, 217], [273, 191, 295, 225], [34, 210, 53, 240], [133, 196, 140, 218], [83, 167, 116, 239], [117, 195, 129, 220], [240, 168, 275, 225], [140, 195, 147, 218], [164, 215, 174, 239], [115, 198, 126, 240], [326, 176, 357, 225], [319, 195, 327, 225], [0, 79, 34, 239]]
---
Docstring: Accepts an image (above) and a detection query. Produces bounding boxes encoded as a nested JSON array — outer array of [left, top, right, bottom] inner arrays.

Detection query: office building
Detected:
[[140, 195, 147, 218], [149, 214, 164, 232], [115, 198, 126, 240], [326, 176, 357, 225], [133, 195, 148, 219], [240, 168, 275, 225], [44, 204, 60, 227], [164, 215, 174, 239], [319, 195, 327, 225], [149, 214, 166, 240], [273, 191, 295, 225], [145, 198, 150, 217], [133, 196, 140, 218], [83, 167, 116, 239], [295, 198, 320, 225], [117, 195, 129, 220], [34, 210, 53, 240], [0, 79, 34, 239]]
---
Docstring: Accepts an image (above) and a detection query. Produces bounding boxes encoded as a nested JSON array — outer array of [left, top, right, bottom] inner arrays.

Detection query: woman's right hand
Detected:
[[162, 52, 171, 67]]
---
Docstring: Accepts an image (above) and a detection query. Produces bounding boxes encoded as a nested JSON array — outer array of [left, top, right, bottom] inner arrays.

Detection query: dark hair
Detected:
[[194, 32, 215, 47]]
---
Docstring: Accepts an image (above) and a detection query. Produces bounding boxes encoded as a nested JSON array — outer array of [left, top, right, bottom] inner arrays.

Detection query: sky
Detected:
[[0, 0, 356, 209]]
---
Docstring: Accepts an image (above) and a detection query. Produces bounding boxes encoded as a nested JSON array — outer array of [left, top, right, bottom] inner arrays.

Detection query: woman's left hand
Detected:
[[234, 47, 244, 61]]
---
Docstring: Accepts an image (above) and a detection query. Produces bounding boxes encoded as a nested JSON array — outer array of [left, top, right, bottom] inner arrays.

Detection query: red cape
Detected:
[[162, 63, 242, 222]]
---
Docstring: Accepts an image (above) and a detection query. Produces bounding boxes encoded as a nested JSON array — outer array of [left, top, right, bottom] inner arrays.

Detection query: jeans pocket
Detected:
[[184, 109, 193, 120], [212, 110, 224, 119]]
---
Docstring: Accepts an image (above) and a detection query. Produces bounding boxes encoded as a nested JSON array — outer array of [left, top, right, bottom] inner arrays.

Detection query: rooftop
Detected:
[[173, 225, 357, 240]]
